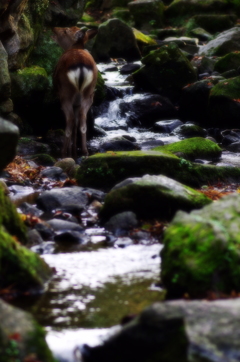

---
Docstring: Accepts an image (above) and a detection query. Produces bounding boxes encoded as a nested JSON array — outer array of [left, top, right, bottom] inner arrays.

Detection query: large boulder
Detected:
[[0, 117, 19, 171], [199, 27, 240, 56], [187, 14, 237, 34], [0, 298, 55, 361], [166, 0, 231, 26], [132, 43, 197, 101], [81, 299, 240, 362], [91, 18, 141, 62], [76, 150, 240, 189], [208, 76, 240, 128], [99, 174, 212, 222], [128, 0, 164, 31], [161, 193, 240, 298]]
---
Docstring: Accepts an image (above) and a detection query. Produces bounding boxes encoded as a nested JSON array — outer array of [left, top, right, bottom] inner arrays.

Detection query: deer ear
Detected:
[[74, 30, 85, 42], [86, 28, 98, 40]]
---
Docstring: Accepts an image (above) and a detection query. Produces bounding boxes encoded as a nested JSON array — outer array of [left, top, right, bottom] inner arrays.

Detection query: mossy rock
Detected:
[[209, 76, 240, 128], [99, 174, 212, 222], [0, 185, 27, 244], [28, 153, 56, 166], [111, 8, 133, 25], [76, 150, 240, 190], [132, 42, 197, 101], [0, 43, 11, 101], [11, 66, 49, 101], [0, 299, 56, 362], [0, 225, 52, 292], [187, 14, 237, 34], [165, 0, 230, 27], [128, 0, 164, 31], [161, 193, 240, 298], [214, 52, 240, 74], [153, 137, 222, 161]]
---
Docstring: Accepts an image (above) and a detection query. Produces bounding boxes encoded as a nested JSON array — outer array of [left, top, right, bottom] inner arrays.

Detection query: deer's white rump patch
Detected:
[[67, 67, 94, 91]]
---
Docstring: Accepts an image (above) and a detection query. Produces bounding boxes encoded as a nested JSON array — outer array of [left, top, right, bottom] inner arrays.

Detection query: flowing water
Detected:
[[12, 61, 240, 361]]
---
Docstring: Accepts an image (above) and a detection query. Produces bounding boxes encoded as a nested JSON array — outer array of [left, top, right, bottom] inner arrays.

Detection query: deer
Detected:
[[52, 26, 98, 158]]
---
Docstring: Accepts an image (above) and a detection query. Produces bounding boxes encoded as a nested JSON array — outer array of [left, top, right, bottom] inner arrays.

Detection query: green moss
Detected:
[[28, 29, 63, 76], [132, 43, 197, 99], [11, 66, 49, 101], [76, 150, 240, 190], [214, 52, 240, 74], [28, 153, 56, 166], [210, 76, 240, 99], [99, 175, 211, 222], [133, 28, 158, 46], [0, 226, 52, 291], [161, 193, 240, 298], [153, 137, 222, 160], [0, 186, 27, 243]]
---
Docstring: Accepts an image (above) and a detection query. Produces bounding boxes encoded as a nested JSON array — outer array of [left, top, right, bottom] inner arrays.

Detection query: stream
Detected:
[[9, 60, 240, 361]]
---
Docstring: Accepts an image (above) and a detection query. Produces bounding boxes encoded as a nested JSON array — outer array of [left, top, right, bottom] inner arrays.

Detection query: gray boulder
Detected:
[[92, 18, 141, 62], [199, 27, 240, 56], [81, 299, 240, 362], [99, 174, 211, 222]]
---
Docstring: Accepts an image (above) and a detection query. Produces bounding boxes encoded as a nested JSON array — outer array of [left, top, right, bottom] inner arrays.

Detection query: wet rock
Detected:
[[34, 222, 55, 241], [0, 117, 19, 171], [54, 158, 76, 174], [40, 166, 68, 181], [81, 303, 188, 362], [82, 299, 240, 362], [26, 229, 44, 247], [221, 129, 240, 146], [209, 76, 240, 128], [54, 230, 86, 244], [17, 137, 51, 156], [132, 43, 197, 101], [191, 55, 216, 75], [99, 174, 212, 222], [76, 150, 240, 190], [120, 94, 177, 128], [92, 18, 141, 62], [171, 123, 207, 138], [140, 140, 164, 150], [31, 241, 56, 255], [36, 186, 93, 212], [47, 219, 84, 232], [189, 27, 212, 42], [0, 299, 55, 361], [199, 27, 240, 56], [188, 14, 237, 34], [115, 236, 134, 247], [104, 211, 138, 236], [120, 63, 141, 74], [99, 137, 139, 152], [153, 137, 222, 161], [225, 141, 240, 153], [153, 119, 183, 133], [128, 0, 164, 31], [161, 193, 240, 298]]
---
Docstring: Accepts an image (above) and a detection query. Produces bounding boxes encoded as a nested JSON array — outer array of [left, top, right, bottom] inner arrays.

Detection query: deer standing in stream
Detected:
[[52, 26, 98, 158]]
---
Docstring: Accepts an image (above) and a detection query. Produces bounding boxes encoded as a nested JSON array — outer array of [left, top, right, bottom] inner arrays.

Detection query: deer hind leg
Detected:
[[78, 95, 94, 156], [61, 102, 75, 158]]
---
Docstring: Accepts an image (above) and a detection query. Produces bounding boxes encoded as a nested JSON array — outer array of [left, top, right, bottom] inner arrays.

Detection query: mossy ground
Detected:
[[153, 137, 222, 160]]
